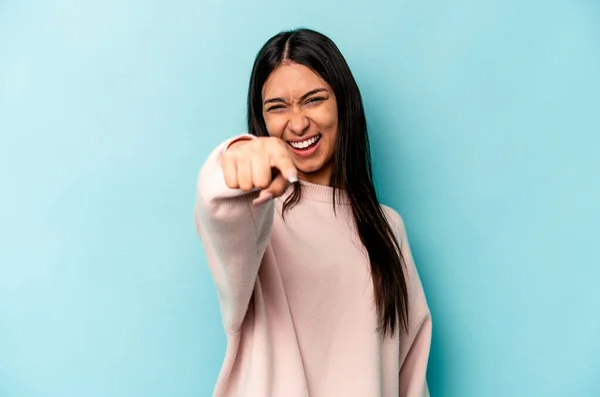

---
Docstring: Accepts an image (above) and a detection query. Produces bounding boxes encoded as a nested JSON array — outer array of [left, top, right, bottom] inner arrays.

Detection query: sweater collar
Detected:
[[284, 179, 351, 205]]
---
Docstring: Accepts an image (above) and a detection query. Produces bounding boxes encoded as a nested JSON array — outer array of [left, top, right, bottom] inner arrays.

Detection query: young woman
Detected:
[[195, 28, 432, 397]]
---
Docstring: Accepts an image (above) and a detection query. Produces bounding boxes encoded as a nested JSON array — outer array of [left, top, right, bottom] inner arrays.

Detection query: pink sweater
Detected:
[[194, 136, 432, 397]]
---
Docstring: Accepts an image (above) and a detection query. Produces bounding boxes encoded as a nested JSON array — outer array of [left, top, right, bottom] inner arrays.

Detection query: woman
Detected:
[[195, 28, 432, 397]]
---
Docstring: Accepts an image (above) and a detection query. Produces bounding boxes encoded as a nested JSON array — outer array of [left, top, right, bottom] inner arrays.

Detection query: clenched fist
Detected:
[[222, 137, 298, 206]]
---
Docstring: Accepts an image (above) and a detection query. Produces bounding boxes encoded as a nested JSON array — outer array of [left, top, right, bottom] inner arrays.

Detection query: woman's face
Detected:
[[262, 62, 338, 186]]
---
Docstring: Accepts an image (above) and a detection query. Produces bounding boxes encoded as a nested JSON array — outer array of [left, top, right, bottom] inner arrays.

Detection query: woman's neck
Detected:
[[297, 162, 333, 186]]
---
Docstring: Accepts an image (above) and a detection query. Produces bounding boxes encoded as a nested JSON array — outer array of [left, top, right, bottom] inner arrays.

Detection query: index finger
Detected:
[[269, 152, 298, 183]]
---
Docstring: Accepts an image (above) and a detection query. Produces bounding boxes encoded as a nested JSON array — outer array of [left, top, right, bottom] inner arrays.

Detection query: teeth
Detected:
[[290, 135, 320, 149]]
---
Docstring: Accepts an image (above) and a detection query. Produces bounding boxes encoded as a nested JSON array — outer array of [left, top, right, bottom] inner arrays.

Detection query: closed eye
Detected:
[[267, 104, 287, 112], [306, 97, 326, 105]]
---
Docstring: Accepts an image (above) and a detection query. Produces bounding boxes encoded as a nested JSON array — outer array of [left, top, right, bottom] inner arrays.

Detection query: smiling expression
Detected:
[[262, 62, 338, 186]]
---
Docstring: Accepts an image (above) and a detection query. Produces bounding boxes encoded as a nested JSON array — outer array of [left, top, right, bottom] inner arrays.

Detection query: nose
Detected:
[[287, 112, 310, 135]]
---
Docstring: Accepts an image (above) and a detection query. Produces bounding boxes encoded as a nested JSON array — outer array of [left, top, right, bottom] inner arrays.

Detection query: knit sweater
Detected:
[[194, 136, 432, 397]]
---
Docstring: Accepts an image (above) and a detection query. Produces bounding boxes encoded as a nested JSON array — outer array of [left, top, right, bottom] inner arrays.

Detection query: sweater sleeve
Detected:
[[398, 311, 432, 397], [384, 207, 433, 397], [194, 134, 275, 333]]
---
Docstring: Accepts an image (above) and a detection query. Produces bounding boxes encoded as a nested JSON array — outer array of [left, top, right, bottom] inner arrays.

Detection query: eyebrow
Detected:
[[263, 88, 328, 106]]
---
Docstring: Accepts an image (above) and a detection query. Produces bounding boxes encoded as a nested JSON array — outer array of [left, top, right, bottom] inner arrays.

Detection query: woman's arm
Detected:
[[384, 207, 433, 396], [194, 135, 274, 333], [398, 311, 432, 397]]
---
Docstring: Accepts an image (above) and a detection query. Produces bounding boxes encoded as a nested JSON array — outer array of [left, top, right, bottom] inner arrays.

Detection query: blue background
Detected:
[[1, 0, 599, 396]]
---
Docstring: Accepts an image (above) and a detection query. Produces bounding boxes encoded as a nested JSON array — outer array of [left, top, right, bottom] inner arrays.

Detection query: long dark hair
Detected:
[[246, 28, 409, 335]]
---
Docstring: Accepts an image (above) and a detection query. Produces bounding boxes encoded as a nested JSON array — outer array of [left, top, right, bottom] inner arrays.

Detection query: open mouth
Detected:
[[287, 134, 322, 151]]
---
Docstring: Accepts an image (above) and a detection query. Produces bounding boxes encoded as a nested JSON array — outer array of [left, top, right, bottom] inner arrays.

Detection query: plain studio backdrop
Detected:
[[1, 0, 599, 396]]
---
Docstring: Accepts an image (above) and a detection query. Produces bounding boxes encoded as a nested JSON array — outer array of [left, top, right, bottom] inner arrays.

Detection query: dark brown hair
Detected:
[[246, 28, 408, 335]]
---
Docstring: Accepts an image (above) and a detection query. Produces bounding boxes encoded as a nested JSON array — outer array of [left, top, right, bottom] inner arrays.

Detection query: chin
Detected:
[[296, 159, 324, 173]]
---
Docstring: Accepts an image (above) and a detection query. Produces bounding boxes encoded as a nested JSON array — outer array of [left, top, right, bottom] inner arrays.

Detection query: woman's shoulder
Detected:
[[380, 204, 406, 233], [380, 205, 414, 248]]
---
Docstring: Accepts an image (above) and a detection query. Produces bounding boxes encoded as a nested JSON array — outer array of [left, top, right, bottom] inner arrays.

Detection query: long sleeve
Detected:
[[194, 135, 275, 333], [384, 206, 433, 397], [398, 312, 432, 397]]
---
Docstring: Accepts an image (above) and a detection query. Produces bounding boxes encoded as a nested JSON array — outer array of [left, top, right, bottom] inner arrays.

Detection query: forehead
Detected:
[[262, 63, 330, 98]]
